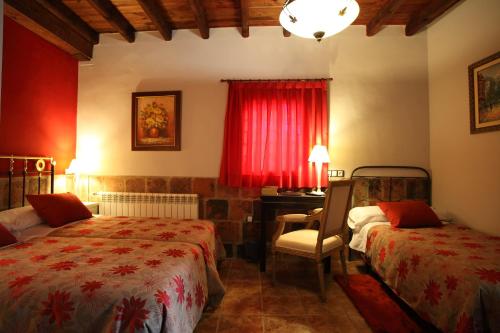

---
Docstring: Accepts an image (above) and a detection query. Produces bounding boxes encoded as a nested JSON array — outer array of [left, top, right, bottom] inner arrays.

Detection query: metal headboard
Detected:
[[0, 155, 56, 209], [350, 165, 431, 206]]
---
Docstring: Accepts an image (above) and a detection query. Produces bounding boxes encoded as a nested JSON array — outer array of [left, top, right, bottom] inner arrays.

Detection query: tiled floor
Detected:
[[195, 256, 372, 333]]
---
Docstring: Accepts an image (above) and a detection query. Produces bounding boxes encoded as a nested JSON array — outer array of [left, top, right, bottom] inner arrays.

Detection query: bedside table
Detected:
[[83, 202, 100, 214]]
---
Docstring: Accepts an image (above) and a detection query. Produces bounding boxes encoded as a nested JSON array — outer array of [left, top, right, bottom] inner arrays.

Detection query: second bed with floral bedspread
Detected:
[[365, 223, 500, 333], [0, 236, 221, 332]]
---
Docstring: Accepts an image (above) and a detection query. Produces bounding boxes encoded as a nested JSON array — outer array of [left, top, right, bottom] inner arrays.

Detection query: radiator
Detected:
[[94, 192, 199, 219]]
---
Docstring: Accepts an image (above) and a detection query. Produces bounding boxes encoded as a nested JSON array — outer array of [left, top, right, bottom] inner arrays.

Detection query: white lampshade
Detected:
[[279, 0, 360, 41], [308, 145, 331, 163], [65, 159, 80, 175]]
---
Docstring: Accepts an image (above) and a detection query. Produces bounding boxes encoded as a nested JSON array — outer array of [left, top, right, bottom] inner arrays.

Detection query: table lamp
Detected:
[[308, 145, 330, 195], [65, 159, 80, 175], [66, 159, 81, 196]]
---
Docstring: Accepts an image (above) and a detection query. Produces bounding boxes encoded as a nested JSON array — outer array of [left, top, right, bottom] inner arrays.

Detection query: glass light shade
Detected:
[[65, 159, 80, 175], [279, 0, 360, 41], [308, 145, 331, 163]]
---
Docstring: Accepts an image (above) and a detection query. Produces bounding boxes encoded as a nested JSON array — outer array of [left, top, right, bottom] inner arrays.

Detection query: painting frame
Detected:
[[468, 51, 500, 134], [131, 91, 182, 151]]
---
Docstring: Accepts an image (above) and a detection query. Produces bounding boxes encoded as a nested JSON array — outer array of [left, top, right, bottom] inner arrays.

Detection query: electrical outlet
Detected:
[[329, 169, 345, 178], [328, 169, 338, 177], [246, 216, 253, 223]]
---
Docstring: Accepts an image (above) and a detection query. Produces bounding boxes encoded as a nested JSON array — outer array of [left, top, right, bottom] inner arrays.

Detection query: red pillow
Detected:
[[27, 193, 92, 227], [0, 223, 17, 247], [377, 201, 442, 228]]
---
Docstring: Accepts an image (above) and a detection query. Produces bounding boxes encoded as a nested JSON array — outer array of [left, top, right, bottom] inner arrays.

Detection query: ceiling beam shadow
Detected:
[[366, 0, 405, 36], [86, 0, 136, 42], [405, 0, 464, 36], [188, 0, 209, 39], [5, 0, 94, 60], [136, 0, 172, 41]]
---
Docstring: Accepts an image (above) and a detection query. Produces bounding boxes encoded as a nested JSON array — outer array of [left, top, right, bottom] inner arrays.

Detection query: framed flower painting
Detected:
[[132, 91, 182, 150], [468, 51, 500, 134]]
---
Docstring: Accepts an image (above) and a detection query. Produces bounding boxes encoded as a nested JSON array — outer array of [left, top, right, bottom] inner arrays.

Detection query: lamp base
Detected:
[[307, 190, 325, 196]]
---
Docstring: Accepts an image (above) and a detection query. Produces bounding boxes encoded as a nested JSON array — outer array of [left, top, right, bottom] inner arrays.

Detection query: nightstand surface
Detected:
[[83, 202, 100, 214]]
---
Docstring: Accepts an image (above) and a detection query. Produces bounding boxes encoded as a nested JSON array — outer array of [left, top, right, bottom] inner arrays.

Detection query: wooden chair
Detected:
[[271, 180, 354, 301]]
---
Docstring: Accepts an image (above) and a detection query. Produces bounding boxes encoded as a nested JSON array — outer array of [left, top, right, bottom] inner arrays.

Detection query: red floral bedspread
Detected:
[[48, 216, 225, 306], [0, 236, 219, 332], [365, 223, 500, 333]]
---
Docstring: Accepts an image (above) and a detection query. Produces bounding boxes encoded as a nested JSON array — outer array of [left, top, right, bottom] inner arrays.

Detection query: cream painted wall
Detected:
[[427, 0, 500, 235], [328, 28, 429, 174], [77, 25, 429, 178]]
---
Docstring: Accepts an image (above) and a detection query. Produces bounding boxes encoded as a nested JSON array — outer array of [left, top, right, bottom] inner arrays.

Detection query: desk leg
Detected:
[[259, 208, 267, 272]]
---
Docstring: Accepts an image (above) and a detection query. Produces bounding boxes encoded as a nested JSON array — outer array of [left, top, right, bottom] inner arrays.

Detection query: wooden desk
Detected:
[[259, 194, 325, 272]]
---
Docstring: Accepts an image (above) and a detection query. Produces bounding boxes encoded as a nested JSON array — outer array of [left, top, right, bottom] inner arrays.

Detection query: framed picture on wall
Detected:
[[132, 91, 182, 150], [468, 51, 500, 134]]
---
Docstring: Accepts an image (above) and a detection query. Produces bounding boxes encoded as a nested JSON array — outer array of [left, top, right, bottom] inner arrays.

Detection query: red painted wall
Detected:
[[0, 16, 78, 172]]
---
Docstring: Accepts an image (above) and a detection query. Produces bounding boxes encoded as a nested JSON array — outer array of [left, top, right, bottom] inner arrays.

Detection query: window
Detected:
[[219, 80, 329, 188]]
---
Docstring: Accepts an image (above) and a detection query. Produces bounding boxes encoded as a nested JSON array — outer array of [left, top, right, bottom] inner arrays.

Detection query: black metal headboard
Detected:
[[350, 165, 431, 207], [0, 155, 55, 210]]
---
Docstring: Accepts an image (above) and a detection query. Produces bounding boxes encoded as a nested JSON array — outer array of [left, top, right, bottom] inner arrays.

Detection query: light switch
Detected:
[[328, 169, 345, 178]]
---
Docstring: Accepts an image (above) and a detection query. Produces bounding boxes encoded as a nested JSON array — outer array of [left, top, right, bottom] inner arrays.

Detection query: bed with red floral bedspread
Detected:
[[365, 223, 500, 333], [47, 216, 225, 306], [0, 236, 223, 332]]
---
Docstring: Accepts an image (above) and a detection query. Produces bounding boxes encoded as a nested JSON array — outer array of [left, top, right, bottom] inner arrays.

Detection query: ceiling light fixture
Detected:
[[279, 0, 360, 42]]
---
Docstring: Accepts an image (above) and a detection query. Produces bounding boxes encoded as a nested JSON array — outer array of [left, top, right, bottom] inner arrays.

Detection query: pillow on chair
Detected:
[[377, 201, 442, 228]]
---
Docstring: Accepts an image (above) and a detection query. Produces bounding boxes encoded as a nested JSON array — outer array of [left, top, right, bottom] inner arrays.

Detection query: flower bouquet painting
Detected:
[[469, 51, 500, 134], [132, 91, 181, 150]]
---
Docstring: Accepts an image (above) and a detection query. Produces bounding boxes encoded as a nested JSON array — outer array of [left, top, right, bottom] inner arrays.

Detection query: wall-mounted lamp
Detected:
[[308, 145, 330, 195]]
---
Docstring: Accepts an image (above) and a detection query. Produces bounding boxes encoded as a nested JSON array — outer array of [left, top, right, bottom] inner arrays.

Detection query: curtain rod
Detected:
[[220, 78, 333, 82]]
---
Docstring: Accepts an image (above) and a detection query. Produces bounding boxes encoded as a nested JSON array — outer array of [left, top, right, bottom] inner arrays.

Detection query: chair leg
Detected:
[[272, 252, 277, 285], [339, 248, 348, 283], [317, 261, 326, 302]]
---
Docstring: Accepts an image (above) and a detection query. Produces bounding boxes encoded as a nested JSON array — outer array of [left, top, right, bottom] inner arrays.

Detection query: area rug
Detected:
[[335, 274, 429, 333]]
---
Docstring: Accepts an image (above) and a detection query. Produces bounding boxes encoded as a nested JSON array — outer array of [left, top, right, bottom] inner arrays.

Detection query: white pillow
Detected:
[[348, 206, 388, 233], [347, 205, 453, 233], [431, 207, 453, 222], [0, 206, 43, 232]]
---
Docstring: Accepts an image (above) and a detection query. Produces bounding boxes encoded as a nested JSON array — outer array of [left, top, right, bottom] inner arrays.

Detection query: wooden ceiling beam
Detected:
[[283, 28, 291, 37], [136, 0, 172, 41], [86, 0, 135, 42], [35, 0, 99, 44], [366, 0, 405, 36], [187, 0, 209, 39], [405, 0, 463, 36], [240, 0, 249, 38], [5, 0, 93, 60]]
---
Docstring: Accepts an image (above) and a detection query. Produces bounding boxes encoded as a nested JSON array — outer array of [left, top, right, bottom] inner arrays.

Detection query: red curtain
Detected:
[[219, 80, 329, 188]]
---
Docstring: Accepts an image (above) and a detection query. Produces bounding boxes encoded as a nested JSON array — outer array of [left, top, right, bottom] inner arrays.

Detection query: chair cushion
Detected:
[[275, 229, 343, 254], [276, 214, 308, 223], [310, 208, 323, 215]]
